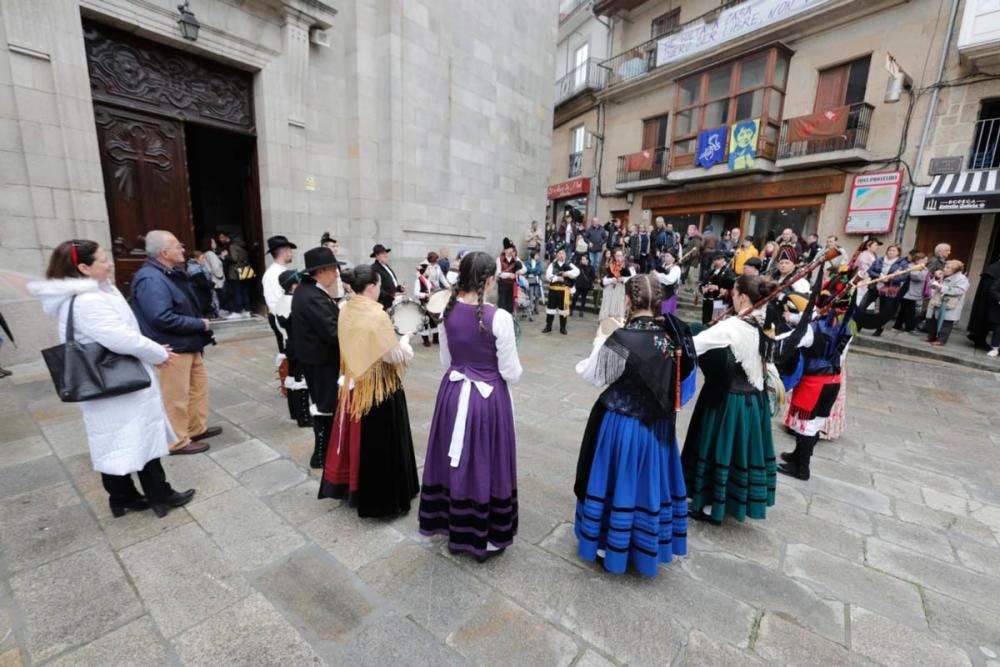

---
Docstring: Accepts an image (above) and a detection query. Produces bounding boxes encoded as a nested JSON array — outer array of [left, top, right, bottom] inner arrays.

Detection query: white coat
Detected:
[[27, 278, 175, 475]]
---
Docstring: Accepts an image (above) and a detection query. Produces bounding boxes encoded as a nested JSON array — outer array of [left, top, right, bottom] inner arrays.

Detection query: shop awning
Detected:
[[924, 169, 1000, 212]]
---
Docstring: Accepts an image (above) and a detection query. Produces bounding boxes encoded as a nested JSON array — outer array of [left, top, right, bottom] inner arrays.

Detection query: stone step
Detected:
[[210, 313, 272, 343]]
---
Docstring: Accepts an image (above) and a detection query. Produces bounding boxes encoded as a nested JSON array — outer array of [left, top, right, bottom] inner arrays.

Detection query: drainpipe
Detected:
[[895, 0, 962, 245]]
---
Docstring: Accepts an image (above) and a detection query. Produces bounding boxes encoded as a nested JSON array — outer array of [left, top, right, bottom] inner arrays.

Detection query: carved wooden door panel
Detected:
[[93, 104, 194, 292]]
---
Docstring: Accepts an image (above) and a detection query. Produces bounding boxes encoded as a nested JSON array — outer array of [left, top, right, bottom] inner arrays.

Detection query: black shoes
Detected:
[[777, 462, 810, 480], [151, 489, 196, 518], [110, 497, 150, 518], [542, 314, 554, 333]]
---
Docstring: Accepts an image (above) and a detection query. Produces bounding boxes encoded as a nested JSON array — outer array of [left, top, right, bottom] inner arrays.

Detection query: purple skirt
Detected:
[[661, 294, 678, 316], [419, 369, 518, 559]]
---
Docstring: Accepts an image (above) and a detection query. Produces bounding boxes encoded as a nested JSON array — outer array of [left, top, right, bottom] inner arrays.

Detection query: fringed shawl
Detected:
[[338, 295, 405, 420]]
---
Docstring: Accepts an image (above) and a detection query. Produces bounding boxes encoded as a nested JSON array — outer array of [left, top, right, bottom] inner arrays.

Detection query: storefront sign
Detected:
[[547, 177, 590, 200], [925, 194, 1000, 211], [655, 0, 832, 67], [928, 156, 963, 175], [845, 170, 902, 234], [696, 127, 727, 169], [728, 119, 760, 171]]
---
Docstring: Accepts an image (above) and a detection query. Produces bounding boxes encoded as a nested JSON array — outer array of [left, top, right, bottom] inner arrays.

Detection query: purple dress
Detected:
[[419, 302, 520, 561]]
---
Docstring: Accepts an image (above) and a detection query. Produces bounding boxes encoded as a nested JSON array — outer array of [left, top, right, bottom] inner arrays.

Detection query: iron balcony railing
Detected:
[[601, 36, 659, 87], [616, 146, 669, 185], [554, 58, 607, 106], [569, 151, 583, 178], [970, 116, 1000, 169], [777, 102, 875, 160]]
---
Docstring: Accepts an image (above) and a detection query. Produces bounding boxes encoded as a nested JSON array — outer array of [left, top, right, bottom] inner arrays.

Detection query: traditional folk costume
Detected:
[[413, 266, 443, 346], [419, 302, 522, 561], [273, 271, 311, 428], [574, 316, 697, 576], [496, 242, 525, 313], [699, 263, 736, 325], [544, 258, 580, 334], [683, 314, 777, 524], [780, 310, 855, 480], [655, 263, 682, 316], [319, 294, 419, 518], [598, 260, 635, 321]]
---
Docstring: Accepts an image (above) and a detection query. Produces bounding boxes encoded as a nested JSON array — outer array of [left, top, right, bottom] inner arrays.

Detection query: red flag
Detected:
[[787, 106, 850, 143], [626, 149, 654, 172]]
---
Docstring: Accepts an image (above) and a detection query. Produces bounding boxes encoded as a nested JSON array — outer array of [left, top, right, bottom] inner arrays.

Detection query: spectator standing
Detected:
[[218, 232, 253, 318], [917, 242, 951, 332], [759, 241, 777, 276], [185, 252, 216, 318], [584, 217, 607, 270], [853, 239, 881, 277], [925, 260, 970, 347], [680, 226, 701, 285], [822, 235, 848, 276], [968, 258, 1000, 349], [733, 237, 759, 275], [29, 240, 195, 518], [571, 254, 596, 317], [894, 251, 928, 333], [131, 230, 221, 455], [201, 237, 225, 315], [860, 244, 910, 336], [525, 220, 543, 257]]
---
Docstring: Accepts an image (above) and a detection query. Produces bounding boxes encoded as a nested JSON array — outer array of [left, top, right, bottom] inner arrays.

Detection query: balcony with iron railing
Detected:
[[776, 102, 875, 167], [569, 151, 584, 178], [969, 117, 1000, 169], [616, 146, 669, 189], [554, 59, 607, 107]]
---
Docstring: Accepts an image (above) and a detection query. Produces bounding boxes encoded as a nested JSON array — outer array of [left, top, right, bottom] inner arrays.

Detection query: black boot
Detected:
[[559, 316, 568, 335], [292, 389, 312, 428], [542, 314, 554, 333], [778, 433, 817, 480], [285, 388, 297, 421], [151, 489, 196, 518], [310, 414, 333, 469]]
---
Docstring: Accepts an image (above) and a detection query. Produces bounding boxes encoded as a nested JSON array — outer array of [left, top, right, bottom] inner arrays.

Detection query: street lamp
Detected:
[[177, 2, 200, 41]]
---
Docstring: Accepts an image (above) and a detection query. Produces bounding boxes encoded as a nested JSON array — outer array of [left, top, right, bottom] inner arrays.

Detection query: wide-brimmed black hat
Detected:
[[267, 235, 297, 252], [278, 269, 300, 291], [302, 247, 344, 274], [370, 244, 391, 258], [744, 257, 763, 271]]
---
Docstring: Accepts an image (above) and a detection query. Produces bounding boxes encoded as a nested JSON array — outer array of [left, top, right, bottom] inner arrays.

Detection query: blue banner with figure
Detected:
[[695, 127, 727, 169]]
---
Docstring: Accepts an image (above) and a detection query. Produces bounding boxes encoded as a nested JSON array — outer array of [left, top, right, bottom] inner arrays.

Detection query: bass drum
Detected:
[[388, 298, 428, 336], [425, 289, 452, 315]]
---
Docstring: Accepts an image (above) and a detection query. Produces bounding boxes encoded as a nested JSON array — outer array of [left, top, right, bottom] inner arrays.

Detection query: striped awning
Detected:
[[925, 169, 1000, 212]]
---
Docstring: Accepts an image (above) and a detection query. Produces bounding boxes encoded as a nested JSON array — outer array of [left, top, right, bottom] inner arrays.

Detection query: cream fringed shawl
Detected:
[[692, 314, 765, 390], [338, 295, 406, 420]]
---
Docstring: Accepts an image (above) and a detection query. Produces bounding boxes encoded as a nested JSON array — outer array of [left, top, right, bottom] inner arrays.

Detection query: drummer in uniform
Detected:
[[414, 256, 449, 347], [371, 243, 404, 310]]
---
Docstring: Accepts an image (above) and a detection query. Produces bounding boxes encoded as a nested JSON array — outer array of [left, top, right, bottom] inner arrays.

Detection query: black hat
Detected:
[[503, 237, 515, 250], [370, 244, 391, 258], [711, 251, 726, 261], [267, 235, 297, 253], [320, 231, 335, 245], [744, 257, 763, 271], [302, 247, 344, 275], [278, 270, 300, 291]]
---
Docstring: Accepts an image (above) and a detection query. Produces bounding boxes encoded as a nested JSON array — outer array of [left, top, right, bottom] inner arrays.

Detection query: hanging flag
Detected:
[[695, 127, 727, 169], [728, 118, 761, 171], [626, 149, 655, 172], [787, 105, 851, 143]]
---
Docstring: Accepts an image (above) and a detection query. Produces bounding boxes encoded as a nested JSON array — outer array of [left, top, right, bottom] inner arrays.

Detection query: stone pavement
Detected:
[[2, 314, 1000, 666]]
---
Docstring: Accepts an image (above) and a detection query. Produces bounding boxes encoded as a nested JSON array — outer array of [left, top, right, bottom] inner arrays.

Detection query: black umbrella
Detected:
[[0, 311, 16, 348]]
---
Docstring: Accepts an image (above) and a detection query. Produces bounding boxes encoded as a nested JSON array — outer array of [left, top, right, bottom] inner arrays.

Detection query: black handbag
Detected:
[[41, 294, 151, 402]]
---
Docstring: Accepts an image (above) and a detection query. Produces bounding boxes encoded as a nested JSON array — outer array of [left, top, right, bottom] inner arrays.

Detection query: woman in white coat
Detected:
[[28, 240, 196, 518]]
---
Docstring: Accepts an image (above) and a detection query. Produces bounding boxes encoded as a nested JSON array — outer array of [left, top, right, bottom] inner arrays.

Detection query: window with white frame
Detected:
[[574, 43, 589, 88]]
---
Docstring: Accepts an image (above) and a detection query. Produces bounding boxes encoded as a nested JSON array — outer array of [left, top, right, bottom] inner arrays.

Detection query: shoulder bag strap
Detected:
[[65, 294, 77, 343]]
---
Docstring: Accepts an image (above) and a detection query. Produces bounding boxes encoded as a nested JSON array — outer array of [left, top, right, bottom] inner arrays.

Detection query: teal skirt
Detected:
[[682, 389, 776, 523]]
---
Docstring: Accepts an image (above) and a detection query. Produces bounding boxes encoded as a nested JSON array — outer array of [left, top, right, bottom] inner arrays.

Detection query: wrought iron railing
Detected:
[[601, 36, 659, 87], [554, 59, 606, 106], [616, 146, 669, 185], [569, 151, 583, 178], [777, 102, 875, 160], [969, 116, 1000, 169]]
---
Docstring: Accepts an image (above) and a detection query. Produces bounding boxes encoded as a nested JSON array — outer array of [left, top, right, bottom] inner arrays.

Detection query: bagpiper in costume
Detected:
[[543, 248, 580, 335], [273, 270, 312, 428], [496, 238, 525, 314]]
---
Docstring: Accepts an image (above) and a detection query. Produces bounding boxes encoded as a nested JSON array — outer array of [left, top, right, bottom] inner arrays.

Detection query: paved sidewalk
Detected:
[[1, 316, 999, 666]]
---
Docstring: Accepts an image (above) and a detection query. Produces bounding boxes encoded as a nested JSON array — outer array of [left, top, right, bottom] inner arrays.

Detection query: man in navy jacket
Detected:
[[132, 230, 221, 455]]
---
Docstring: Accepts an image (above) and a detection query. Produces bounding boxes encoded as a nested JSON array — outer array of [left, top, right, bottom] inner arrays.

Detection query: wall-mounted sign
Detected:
[[845, 170, 902, 235], [655, 0, 832, 67], [305, 175, 316, 191], [728, 119, 760, 171], [696, 126, 726, 169], [547, 177, 590, 200], [928, 156, 963, 175]]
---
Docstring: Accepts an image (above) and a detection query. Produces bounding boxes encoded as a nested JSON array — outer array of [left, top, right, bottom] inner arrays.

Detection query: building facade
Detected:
[[546, 0, 1000, 322], [0, 0, 556, 363]]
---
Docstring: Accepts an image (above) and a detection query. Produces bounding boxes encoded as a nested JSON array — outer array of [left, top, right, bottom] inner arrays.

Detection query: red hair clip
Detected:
[[70, 242, 79, 266]]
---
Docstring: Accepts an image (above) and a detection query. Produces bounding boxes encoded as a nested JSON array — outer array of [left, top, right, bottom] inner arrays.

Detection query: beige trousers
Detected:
[[158, 352, 208, 451]]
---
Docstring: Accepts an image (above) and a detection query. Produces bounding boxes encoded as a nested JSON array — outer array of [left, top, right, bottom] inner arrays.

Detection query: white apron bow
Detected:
[[448, 370, 494, 468]]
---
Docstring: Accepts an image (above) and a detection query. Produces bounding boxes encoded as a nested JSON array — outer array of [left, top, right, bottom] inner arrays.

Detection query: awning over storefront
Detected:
[[924, 169, 1000, 212]]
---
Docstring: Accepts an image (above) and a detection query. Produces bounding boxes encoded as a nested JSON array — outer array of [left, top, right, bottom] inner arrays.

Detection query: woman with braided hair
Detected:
[[318, 264, 419, 518], [573, 274, 697, 576], [419, 251, 523, 562]]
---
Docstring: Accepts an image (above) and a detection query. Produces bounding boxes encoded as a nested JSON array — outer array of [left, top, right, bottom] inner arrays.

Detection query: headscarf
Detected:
[[337, 294, 404, 420]]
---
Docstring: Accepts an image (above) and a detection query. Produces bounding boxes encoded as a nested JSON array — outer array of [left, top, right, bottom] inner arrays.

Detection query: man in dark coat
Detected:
[[699, 252, 736, 324], [290, 247, 344, 468], [370, 244, 404, 310], [131, 230, 220, 455], [967, 258, 1000, 350]]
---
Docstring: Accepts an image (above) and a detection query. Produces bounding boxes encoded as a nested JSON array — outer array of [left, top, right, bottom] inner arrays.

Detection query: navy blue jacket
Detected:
[[131, 258, 209, 353]]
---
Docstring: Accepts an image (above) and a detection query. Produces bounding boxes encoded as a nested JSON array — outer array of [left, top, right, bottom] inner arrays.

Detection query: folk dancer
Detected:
[[598, 248, 635, 321], [290, 247, 344, 468], [414, 259, 445, 347], [273, 270, 312, 428], [419, 252, 523, 561], [262, 235, 298, 420], [320, 265, 419, 518], [699, 252, 735, 324], [655, 249, 682, 316], [573, 275, 696, 576], [496, 238, 525, 313], [543, 248, 579, 335]]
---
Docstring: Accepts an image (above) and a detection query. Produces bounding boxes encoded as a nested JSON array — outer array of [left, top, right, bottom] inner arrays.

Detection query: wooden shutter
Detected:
[[814, 64, 849, 112]]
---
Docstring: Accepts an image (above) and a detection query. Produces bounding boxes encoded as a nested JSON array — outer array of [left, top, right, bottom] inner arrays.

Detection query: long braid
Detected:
[[476, 285, 485, 332], [442, 287, 459, 322]]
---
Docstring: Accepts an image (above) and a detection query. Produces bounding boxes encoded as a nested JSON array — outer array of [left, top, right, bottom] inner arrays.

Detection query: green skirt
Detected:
[[682, 389, 776, 522]]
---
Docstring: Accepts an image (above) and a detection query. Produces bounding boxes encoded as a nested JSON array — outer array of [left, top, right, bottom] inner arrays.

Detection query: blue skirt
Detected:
[[574, 410, 688, 577]]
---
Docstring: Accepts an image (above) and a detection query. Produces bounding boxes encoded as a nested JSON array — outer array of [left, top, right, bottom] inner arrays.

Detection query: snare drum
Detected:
[[388, 298, 428, 336], [425, 289, 452, 316]]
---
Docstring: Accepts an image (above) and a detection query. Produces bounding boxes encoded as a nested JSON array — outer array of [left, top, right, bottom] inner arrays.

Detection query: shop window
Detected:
[[970, 98, 1000, 169], [745, 206, 818, 246], [671, 47, 790, 166], [651, 9, 680, 39], [814, 55, 871, 112]]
